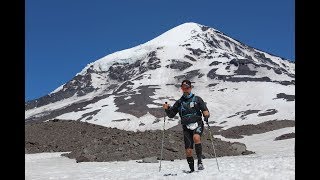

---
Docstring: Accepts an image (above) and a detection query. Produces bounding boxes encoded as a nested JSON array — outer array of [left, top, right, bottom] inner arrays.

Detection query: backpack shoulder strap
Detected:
[[192, 95, 197, 102]]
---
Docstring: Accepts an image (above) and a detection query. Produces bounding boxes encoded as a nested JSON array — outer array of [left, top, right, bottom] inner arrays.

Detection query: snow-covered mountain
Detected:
[[25, 22, 295, 134]]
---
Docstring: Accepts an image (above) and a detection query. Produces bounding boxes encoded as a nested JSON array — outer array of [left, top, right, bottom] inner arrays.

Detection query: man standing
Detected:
[[163, 79, 210, 172]]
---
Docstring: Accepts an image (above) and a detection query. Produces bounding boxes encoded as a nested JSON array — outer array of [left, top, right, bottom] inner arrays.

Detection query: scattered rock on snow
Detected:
[[138, 156, 159, 163]]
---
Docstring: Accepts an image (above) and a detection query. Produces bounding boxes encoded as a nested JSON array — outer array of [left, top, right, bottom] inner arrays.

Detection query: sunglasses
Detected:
[[181, 86, 191, 90]]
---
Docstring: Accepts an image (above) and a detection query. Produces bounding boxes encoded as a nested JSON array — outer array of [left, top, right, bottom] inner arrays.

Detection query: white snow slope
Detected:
[[26, 132, 295, 180]]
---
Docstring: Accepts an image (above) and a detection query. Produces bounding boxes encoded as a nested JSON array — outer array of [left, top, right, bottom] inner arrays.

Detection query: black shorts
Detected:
[[182, 121, 204, 149]]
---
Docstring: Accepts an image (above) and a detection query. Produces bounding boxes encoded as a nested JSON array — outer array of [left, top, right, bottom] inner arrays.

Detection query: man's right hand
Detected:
[[163, 103, 169, 110]]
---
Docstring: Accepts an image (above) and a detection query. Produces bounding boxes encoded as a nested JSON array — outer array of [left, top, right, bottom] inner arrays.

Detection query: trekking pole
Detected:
[[206, 122, 220, 171], [159, 102, 167, 172]]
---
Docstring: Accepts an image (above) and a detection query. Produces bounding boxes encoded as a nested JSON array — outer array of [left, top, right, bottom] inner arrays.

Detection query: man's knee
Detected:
[[193, 134, 201, 144]]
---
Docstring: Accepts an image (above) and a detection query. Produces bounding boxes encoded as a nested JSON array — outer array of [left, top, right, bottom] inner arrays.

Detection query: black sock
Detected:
[[195, 143, 202, 164], [186, 156, 194, 171]]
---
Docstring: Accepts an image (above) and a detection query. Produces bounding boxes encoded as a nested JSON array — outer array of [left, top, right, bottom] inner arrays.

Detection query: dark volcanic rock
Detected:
[[184, 55, 197, 62], [25, 120, 254, 162], [274, 93, 295, 101], [112, 118, 131, 122], [229, 59, 257, 76], [206, 39, 218, 48], [147, 51, 161, 70], [113, 81, 134, 94], [186, 48, 206, 56], [25, 94, 111, 123], [234, 63, 257, 76], [25, 73, 96, 110], [278, 80, 295, 86], [207, 68, 219, 78], [228, 58, 294, 79], [77, 109, 101, 121], [208, 83, 218, 87], [108, 61, 142, 81], [166, 59, 192, 71], [218, 88, 227, 92], [254, 52, 278, 66], [273, 68, 282, 74], [108, 51, 161, 82], [207, 67, 290, 85], [220, 120, 295, 139], [275, 133, 295, 141], [228, 76, 272, 83], [240, 110, 260, 119], [201, 26, 210, 31], [209, 61, 221, 66], [174, 69, 201, 81], [258, 109, 278, 116], [113, 85, 162, 118], [227, 110, 260, 120], [224, 42, 230, 48]]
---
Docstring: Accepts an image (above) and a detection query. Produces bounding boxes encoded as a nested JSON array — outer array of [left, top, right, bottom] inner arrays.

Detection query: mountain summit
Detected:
[[25, 22, 295, 132]]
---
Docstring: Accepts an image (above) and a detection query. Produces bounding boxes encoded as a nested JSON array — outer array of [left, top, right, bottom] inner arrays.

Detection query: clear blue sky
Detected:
[[26, 0, 295, 101]]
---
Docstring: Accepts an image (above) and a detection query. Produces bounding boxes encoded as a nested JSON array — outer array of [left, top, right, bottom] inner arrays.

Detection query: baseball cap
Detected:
[[181, 79, 192, 88]]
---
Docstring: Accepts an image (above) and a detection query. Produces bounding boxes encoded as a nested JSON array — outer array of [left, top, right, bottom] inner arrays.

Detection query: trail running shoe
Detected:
[[198, 163, 204, 170]]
